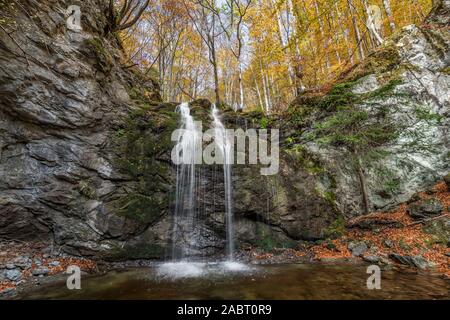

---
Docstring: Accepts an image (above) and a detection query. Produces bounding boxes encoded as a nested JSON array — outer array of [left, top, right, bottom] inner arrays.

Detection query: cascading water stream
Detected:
[[161, 102, 245, 277], [171, 102, 200, 260], [169, 102, 235, 264], [211, 104, 235, 260]]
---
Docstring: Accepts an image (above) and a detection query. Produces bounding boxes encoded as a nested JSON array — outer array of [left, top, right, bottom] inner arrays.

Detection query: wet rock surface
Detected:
[[362, 255, 380, 263], [31, 268, 50, 276], [388, 254, 432, 270]]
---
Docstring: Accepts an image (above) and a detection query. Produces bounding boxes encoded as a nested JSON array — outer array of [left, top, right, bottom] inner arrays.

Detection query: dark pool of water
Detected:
[[19, 262, 449, 300]]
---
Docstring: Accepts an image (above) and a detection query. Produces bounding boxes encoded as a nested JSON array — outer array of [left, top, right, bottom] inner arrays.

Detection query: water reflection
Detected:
[[19, 263, 450, 300]]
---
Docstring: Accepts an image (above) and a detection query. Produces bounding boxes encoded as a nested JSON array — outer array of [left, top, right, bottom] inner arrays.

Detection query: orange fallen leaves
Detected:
[[0, 282, 15, 293], [310, 181, 449, 274], [311, 240, 352, 260], [0, 241, 98, 294], [254, 253, 274, 260]]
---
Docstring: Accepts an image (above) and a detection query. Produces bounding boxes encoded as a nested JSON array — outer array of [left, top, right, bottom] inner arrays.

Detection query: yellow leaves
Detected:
[[117, 0, 432, 110]]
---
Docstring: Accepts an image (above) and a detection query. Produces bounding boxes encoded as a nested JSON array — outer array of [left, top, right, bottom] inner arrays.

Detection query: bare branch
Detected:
[[108, 0, 150, 32]]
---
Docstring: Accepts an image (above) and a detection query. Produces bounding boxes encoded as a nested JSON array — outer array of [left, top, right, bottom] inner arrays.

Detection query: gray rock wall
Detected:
[[308, 25, 449, 216], [0, 0, 165, 259]]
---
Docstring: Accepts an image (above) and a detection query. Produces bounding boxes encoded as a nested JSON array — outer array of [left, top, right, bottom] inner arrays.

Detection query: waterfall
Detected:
[[161, 102, 244, 277], [170, 102, 235, 261], [171, 102, 200, 260], [211, 104, 235, 260]]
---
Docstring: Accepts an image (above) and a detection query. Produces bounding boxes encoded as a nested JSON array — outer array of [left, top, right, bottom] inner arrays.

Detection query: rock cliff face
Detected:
[[286, 19, 449, 217], [169, 103, 338, 257], [0, 0, 448, 260], [0, 0, 168, 259], [0, 0, 339, 259]]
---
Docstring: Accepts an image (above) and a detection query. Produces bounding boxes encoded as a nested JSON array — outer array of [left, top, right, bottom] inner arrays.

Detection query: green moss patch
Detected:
[[285, 145, 326, 176], [78, 179, 97, 200], [113, 101, 178, 224], [323, 215, 345, 239], [423, 218, 450, 246], [85, 37, 114, 73], [338, 45, 402, 83], [255, 227, 296, 252]]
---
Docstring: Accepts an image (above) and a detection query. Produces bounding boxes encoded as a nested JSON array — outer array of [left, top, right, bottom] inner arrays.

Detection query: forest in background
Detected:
[[0, 0, 449, 296], [115, 0, 432, 112]]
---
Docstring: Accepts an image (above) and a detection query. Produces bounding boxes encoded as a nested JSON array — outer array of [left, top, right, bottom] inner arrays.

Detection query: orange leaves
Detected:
[[311, 240, 352, 260], [0, 282, 15, 294], [254, 253, 274, 260], [312, 180, 449, 274], [0, 241, 97, 293]]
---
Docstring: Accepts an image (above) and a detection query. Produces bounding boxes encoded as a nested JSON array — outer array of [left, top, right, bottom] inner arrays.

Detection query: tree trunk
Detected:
[[290, 0, 304, 95], [366, 2, 384, 46], [335, 3, 354, 64], [328, 9, 342, 65], [210, 41, 220, 105], [382, 0, 396, 32], [348, 0, 365, 61], [254, 75, 264, 112], [314, 1, 331, 70], [259, 59, 271, 113], [238, 65, 244, 110], [356, 157, 370, 215], [363, 2, 376, 48], [272, 0, 296, 96], [213, 64, 220, 105]]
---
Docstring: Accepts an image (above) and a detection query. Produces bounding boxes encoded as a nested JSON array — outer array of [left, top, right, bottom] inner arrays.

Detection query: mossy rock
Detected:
[[422, 218, 450, 246], [0, 1, 17, 27], [115, 193, 165, 224], [128, 86, 161, 108], [323, 215, 345, 239], [290, 91, 324, 107], [188, 99, 212, 123], [241, 109, 266, 119], [407, 198, 444, 220], [190, 98, 212, 109], [254, 226, 296, 252], [78, 179, 97, 200], [126, 66, 162, 102], [338, 45, 401, 83], [128, 65, 158, 84], [85, 37, 114, 73], [284, 145, 326, 176], [112, 100, 178, 224], [317, 81, 359, 111], [419, 27, 448, 60]]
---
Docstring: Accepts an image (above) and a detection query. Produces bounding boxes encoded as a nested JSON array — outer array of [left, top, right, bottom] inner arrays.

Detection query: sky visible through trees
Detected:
[[118, 0, 432, 113]]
